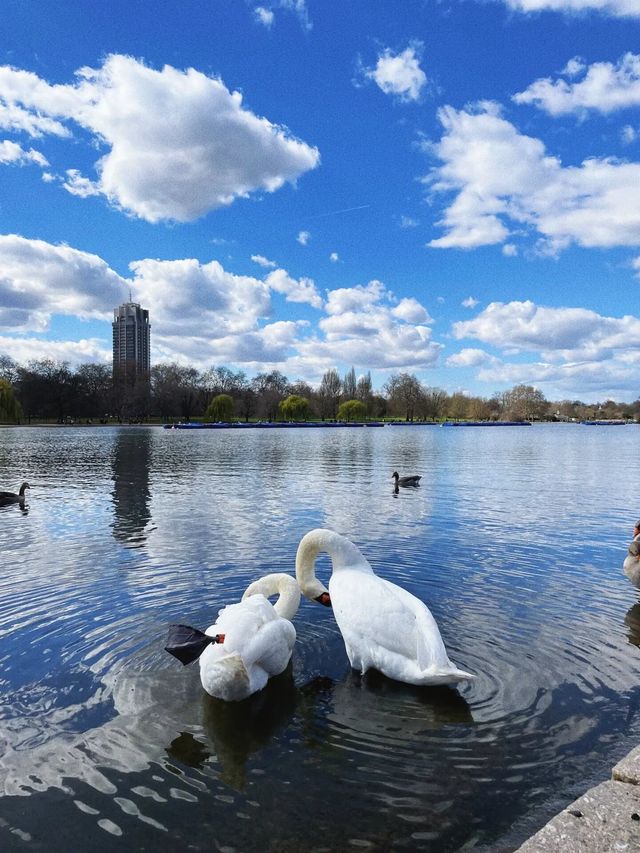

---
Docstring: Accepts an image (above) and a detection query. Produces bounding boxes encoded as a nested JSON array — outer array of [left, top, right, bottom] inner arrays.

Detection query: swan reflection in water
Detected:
[[168, 665, 297, 789], [625, 602, 640, 647], [168, 666, 473, 790], [1, 661, 472, 800]]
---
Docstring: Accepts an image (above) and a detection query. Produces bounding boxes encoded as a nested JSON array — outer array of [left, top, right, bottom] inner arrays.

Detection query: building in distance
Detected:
[[112, 300, 150, 382]]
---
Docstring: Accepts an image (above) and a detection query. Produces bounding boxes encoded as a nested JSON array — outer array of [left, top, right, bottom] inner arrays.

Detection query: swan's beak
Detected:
[[315, 592, 332, 607]]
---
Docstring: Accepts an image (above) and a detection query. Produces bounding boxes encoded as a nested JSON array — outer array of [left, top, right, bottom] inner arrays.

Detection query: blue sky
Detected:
[[1, 0, 640, 402]]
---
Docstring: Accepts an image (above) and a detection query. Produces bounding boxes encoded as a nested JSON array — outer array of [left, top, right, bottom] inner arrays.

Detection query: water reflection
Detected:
[[168, 666, 298, 789], [625, 602, 640, 646], [110, 430, 153, 547]]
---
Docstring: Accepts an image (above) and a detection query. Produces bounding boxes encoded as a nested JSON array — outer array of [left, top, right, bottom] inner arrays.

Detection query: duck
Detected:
[[392, 472, 421, 487], [0, 482, 30, 505], [295, 528, 473, 686], [624, 540, 640, 588], [166, 573, 300, 702]]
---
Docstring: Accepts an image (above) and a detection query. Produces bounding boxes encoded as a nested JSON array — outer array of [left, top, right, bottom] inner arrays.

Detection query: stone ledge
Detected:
[[515, 779, 640, 852], [613, 745, 640, 786]]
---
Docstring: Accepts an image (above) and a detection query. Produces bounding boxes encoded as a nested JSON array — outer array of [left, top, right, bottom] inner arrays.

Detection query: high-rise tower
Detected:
[[112, 301, 150, 380]]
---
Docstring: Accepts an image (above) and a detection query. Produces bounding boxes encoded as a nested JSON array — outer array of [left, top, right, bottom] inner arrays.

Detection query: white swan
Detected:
[[624, 540, 640, 588], [295, 529, 473, 686], [198, 573, 300, 702]]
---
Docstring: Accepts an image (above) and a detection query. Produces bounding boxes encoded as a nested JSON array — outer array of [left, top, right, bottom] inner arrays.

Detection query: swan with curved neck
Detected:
[[296, 529, 473, 686], [0, 482, 30, 505], [198, 572, 300, 702]]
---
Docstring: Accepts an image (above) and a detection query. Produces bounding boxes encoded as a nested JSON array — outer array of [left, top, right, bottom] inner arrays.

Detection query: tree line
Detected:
[[0, 355, 639, 424]]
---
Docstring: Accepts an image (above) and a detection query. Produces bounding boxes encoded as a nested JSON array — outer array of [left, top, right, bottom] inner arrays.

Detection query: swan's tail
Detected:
[[429, 666, 475, 685], [200, 652, 252, 702]]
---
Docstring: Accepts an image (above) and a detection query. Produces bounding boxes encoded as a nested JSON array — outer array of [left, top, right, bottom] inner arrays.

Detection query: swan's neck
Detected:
[[295, 528, 372, 601], [242, 572, 300, 620]]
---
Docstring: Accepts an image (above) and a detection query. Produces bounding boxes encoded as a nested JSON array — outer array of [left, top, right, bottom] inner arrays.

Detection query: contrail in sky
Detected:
[[309, 204, 371, 219]]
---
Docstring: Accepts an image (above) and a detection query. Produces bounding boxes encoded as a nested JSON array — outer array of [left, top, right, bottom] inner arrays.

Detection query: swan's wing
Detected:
[[204, 597, 295, 675], [330, 570, 450, 672]]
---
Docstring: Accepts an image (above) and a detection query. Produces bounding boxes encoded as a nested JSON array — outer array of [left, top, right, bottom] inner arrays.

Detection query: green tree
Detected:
[[279, 394, 310, 421], [502, 384, 547, 421], [206, 393, 234, 422], [0, 378, 22, 423], [318, 368, 342, 419], [384, 372, 423, 421], [337, 399, 366, 422]]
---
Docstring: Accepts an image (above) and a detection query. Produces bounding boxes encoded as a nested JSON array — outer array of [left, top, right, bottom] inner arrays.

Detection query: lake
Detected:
[[1, 423, 639, 851]]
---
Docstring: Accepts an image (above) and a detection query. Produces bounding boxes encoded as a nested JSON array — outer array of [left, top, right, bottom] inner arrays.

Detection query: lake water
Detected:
[[1, 424, 639, 851]]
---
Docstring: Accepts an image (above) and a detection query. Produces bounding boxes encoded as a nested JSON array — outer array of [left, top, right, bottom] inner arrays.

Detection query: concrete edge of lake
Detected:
[[515, 744, 640, 851]]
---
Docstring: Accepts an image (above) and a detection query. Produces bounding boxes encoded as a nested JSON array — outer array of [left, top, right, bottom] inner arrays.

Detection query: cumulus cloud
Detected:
[[264, 268, 323, 308], [297, 230, 310, 245], [302, 280, 441, 369], [426, 103, 640, 252], [0, 139, 48, 166], [364, 44, 427, 103], [453, 299, 640, 362], [0, 235, 439, 376], [499, 0, 640, 18], [462, 296, 479, 308], [514, 52, 640, 116], [0, 335, 111, 366], [445, 348, 499, 367], [329, 252, 339, 262], [0, 54, 320, 222], [0, 234, 127, 332], [502, 243, 518, 256], [392, 297, 432, 324]]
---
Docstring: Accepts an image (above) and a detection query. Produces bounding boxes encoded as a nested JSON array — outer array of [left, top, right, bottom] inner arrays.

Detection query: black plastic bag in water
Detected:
[[165, 624, 222, 665]]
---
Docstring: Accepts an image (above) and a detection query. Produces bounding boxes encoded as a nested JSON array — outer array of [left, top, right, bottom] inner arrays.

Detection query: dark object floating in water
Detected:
[[580, 420, 628, 426], [0, 481, 30, 504], [441, 421, 532, 427], [392, 472, 422, 487], [165, 624, 225, 666], [163, 421, 384, 429]]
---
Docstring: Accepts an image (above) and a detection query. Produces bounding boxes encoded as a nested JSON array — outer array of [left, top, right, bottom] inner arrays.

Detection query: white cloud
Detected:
[[0, 139, 48, 167], [462, 296, 479, 308], [446, 348, 498, 367], [514, 52, 640, 116], [264, 268, 323, 308], [364, 44, 427, 103], [453, 299, 640, 362], [499, 0, 640, 18], [251, 254, 277, 268], [300, 280, 441, 370], [392, 297, 432, 324], [400, 215, 419, 228], [476, 358, 640, 402], [0, 101, 69, 138], [0, 335, 111, 366], [621, 125, 637, 144], [427, 103, 640, 252], [254, 6, 275, 27], [297, 230, 310, 245], [62, 168, 100, 197], [0, 234, 127, 332], [632, 256, 640, 275], [324, 280, 386, 315], [0, 55, 320, 223], [502, 243, 518, 256], [329, 252, 339, 262], [130, 257, 271, 338], [563, 57, 586, 77]]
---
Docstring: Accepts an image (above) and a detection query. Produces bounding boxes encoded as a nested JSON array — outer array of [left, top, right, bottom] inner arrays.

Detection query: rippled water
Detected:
[[1, 424, 640, 851]]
